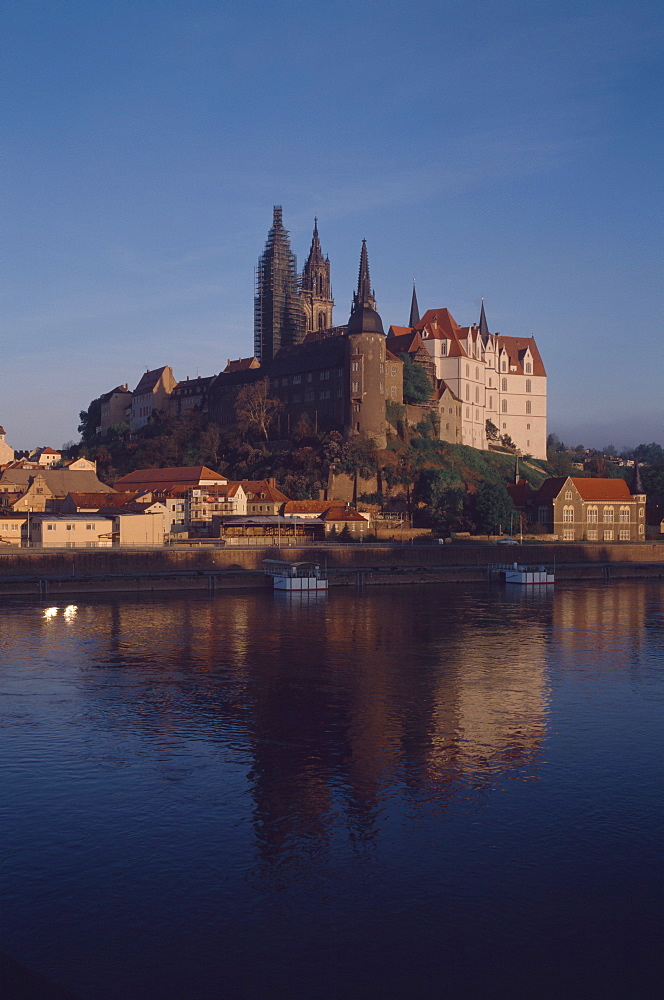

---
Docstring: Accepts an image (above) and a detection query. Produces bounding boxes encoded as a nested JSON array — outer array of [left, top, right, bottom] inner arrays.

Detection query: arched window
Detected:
[[526, 379, 532, 393], [501, 378, 507, 392], [501, 360, 507, 372], [466, 364, 470, 377], [526, 400, 531, 414], [587, 506, 598, 523], [603, 506, 614, 522], [619, 506, 630, 523], [466, 385, 470, 400], [501, 399, 507, 413], [525, 362, 532, 374], [475, 386, 480, 403], [563, 506, 574, 523]]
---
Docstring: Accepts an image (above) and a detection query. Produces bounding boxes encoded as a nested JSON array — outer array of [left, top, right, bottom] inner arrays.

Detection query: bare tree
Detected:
[[235, 379, 283, 440]]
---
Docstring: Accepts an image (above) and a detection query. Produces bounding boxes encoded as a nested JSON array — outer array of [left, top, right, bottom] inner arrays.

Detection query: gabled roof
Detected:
[[320, 506, 367, 522], [282, 500, 335, 515], [224, 357, 260, 373], [133, 366, 171, 395], [172, 376, 214, 394], [237, 480, 290, 503], [386, 329, 426, 356], [415, 308, 460, 339], [534, 477, 635, 504], [66, 491, 142, 509], [507, 480, 534, 508], [435, 379, 461, 402], [113, 466, 227, 489], [0, 468, 114, 495], [496, 335, 546, 377]]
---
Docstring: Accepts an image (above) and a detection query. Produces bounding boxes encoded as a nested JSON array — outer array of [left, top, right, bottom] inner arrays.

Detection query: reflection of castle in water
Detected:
[[17, 588, 562, 868], [21, 583, 655, 868]]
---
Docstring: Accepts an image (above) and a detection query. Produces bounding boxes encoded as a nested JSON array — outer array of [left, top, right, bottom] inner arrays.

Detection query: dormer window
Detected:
[[501, 360, 507, 372], [525, 362, 532, 374]]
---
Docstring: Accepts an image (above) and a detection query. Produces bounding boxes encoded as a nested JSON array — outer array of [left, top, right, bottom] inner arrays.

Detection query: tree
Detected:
[[500, 432, 515, 450], [235, 379, 283, 440], [485, 419, 499, 442], [398, 353, 432, 404], [78, 397, 102, 444], [473, 481, 516, 534]]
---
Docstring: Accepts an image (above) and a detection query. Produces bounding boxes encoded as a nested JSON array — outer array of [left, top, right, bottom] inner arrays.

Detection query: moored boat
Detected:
[[263, 559, 328, 591]]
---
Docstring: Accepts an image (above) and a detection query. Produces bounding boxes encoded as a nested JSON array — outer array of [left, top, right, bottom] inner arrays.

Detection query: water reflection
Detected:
[[2, 585, 556, 867]]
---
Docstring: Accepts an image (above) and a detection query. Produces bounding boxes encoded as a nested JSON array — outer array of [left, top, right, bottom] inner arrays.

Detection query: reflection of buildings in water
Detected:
[[553, 583, 653, 673], [427, 628, 548, 783]]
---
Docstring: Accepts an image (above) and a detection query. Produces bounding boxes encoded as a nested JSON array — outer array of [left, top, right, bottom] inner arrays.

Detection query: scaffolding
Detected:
[[254, 206, 305, 363]]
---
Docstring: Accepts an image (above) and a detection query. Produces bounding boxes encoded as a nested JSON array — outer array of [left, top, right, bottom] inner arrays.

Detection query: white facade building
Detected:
[[414, 305, 547, 460]]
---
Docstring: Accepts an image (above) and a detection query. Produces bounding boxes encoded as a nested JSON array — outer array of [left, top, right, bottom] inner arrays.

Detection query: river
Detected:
[[1, 581, 662, 999]]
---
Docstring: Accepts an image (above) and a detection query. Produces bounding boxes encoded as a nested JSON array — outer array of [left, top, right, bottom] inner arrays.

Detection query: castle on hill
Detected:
[[95, 206, 548, 459]]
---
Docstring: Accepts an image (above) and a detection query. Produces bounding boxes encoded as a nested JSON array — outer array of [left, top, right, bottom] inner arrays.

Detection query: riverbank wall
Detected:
[[0, 543, 662, 597]]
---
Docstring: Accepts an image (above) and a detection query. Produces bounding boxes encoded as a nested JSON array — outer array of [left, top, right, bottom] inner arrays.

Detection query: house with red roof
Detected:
[[532, 476, 646, 542], [130, 366, 177, 432], [392, 298, 547, 459]]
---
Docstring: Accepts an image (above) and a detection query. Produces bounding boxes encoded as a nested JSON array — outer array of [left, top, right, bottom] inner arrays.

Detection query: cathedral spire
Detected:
[[300, 216, 333, 333], [409, 280, 420, 328], [356, 239, 374, 308], [347, 241, 383, 335], [479, 299, 490, 344]]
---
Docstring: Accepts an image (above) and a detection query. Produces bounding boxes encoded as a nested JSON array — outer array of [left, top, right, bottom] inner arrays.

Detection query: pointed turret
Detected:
[[347, 241, 383, 334], [409, 281, 420, 328], [479, 299, 490, 344], [300, 217, 334, 333]]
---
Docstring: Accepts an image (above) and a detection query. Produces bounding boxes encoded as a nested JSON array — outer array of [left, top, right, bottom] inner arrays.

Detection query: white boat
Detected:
[[501, 562, 554, 585], [263, 560, 328, 591]]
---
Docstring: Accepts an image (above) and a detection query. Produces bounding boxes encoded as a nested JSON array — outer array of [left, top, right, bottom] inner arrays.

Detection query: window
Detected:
[[391, 366, 397, 377], [526, 362, 532, 374], [619, 507, 630, 523], [489, 396, 493, 409], [466, 364, 470, 377], [502, 378, 507, 392], [639, 508, 644, 518], [352, 381, 359, 393], [587, 529, 597, 540], [86, 523, 94, 531], [563, 529, 575, 541], [47, 523, 55, 531], [337, 387, 343, 397], [563, 506, 574, 522], [379, 363, 384, 374], [441, 342, 447, 356], [305, 390, 314, 401], [292, 393, 301, 403], [603, 529, 613, 541], [466, 407, 470, 418], [603, 507, 614, 522], [352, 361, 360, 372], [293, 374, 301, 384], [619, 529, 630, 540], [466, 385, 470, 400], [526, 380, 531, 393], [501, 399, 507, 413], [475, 386, 480, 403], [379, 383, 384, 394], [488, 378, 493, 387], [391, 386, 396, 398], [66, 524, 74, 531], [565, 490, 573, 500], [501, 360, 507, 372], [502, 422, 506, 429], [526, 401, 531, 414], [587, 507, 598, 523], [526, 423, 530, 430], [639, 523, 644, 534]]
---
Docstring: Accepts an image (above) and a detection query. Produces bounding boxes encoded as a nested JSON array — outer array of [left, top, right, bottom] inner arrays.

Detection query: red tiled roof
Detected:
[[236, 480, 290, 503], [415, 308, 460, 339], [496, 335, 546, 377], [114, 466, 227, 488], [283, 500, 333, 514], [321, 506, 367, 522], [67, 491, 142, 509], [572, 478, 633, 501]]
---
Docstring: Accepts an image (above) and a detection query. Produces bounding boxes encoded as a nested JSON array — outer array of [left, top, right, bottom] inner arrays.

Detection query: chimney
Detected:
[[268, 477, 276, 489]]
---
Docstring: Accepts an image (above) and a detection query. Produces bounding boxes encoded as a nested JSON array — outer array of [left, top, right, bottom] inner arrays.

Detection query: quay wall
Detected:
[[0, 543, 662, 597]]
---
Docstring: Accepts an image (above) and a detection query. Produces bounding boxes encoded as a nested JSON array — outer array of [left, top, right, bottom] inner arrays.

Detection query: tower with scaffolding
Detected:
[[254, 206, 306, 363]]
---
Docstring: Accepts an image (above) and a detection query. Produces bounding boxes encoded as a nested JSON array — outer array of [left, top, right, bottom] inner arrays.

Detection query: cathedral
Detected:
[[227, 206, 547, 458]]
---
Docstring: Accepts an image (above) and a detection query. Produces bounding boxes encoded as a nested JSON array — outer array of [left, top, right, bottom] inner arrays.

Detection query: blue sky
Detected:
[[2, 0, 662, 451]]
